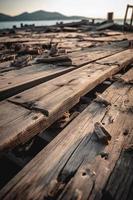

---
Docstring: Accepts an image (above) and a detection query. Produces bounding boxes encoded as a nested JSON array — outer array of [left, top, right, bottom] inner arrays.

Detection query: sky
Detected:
[[0, 0, 133, 18]]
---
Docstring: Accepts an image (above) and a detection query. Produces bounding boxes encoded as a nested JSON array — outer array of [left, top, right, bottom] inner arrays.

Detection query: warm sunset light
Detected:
[[0, 0, 133, 18], [0, 1, 133, 199]]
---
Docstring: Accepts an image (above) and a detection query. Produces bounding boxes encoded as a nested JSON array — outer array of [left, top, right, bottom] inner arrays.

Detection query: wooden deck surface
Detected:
[[0, 30, 133, 200]]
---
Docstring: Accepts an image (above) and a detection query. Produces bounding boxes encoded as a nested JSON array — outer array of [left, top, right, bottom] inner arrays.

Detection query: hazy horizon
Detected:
[[0, 0, 133, 18], [0, 10, 131, 20]]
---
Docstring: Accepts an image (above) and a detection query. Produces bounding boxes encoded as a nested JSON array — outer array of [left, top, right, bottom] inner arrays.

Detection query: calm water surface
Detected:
[[0, 19, 127, 29], [0, 20, 80, 29]]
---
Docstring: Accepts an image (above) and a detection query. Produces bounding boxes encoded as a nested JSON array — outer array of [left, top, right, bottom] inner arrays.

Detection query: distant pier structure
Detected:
[[124, 4, 133, 31]]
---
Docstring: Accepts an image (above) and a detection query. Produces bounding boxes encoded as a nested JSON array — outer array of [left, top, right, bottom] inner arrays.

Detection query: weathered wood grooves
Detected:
[[0, 67, 132, 200], [0, 49, 132, 152], [0, 64, 74, 101], [0, 42, 128, 101], [9, 49, 133, 115], [102, 131, 133, 200], [0, 29, 133, 200]]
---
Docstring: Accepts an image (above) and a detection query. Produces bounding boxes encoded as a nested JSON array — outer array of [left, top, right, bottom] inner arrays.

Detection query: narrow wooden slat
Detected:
[[0, 101, 45, 152], [9, 63, 119, 116], [96, 49, 133, 67], [10, 49, 133, 117], [96, 22, 114, 31], [0, 69, 132, 200], [0, 64, 74, 100], [80, 34, 129, 42], [101, 129, 133, 200], [103, 31, 122, 36], [69, 41, 128, 66], [0, 37, 48, 44]]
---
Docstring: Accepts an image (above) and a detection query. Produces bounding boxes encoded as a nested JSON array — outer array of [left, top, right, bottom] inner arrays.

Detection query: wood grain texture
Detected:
[[0, 68, 132, 200], [59, 88, 133, 200], [0, 63, 74, 100], [0, 49, 132, 152], [0, 42, 127, 100], [69, 41, 129, 66], [0, 101, 45, 152], [101, 129, 133, 200], [10, 49, 133, 117]]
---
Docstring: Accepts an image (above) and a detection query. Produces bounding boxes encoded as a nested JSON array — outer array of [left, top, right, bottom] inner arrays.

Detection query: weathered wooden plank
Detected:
[[96, 49, 133, 67], [0, 63, 74, 100], [58, 40, 93, 52], [9, 63, 113, 116], [96, 22, 114, 31], [0, 102, 108, 199], [103, 31, 123, 36], [10, 49, 133, 117], [0, 69, 132, 200], [59, 108, 133, 200], [25, 38, 91, 53], [0, 101, 45, 152], [82, 33, 132, 42], [57, 81, 133, 200], [69, 41, 128, 66], [38, 32, 87, 40], [101, 130, 133, 200], [0, 37, 47, 44], [0, 50, 132, 152]]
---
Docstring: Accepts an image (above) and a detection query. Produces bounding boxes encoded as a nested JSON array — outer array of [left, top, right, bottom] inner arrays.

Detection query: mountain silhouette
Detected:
[[0, 10, 85, 21]]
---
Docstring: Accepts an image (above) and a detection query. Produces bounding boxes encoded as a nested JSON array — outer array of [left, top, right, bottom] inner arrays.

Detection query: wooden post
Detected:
[[124, 5, 129, 25], [107, 12, 114, 22], [91, 19, 95, 24], [130, 9, 133, 28], [123, 4, 133, 31]]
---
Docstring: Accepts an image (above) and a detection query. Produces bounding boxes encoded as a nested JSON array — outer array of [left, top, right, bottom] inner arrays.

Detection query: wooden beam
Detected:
[[0, 101, 45, 152], [0, 63, 74, 101], [101, 129, 133, 200], [79, 35, 129, 42], [10, 49, 133, 116]]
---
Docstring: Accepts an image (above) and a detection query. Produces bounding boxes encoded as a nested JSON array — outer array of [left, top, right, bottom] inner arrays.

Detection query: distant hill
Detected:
[[0, 10, 85, 21], [0, 13, 13, 21]]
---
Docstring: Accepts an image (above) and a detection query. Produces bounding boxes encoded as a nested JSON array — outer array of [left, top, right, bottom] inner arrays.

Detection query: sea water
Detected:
[[0, 19, 127, 30]]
